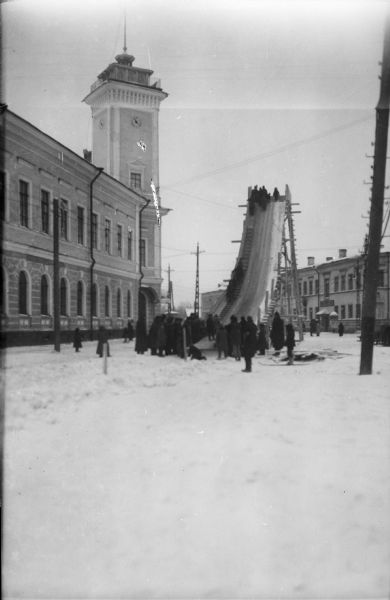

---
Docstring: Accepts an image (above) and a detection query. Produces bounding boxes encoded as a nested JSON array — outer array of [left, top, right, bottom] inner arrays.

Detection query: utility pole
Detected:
[[167, 264, 175, 313], [192, 242, 205, 316], [53, 198, 60, 352], [360, 15, 390, 375]]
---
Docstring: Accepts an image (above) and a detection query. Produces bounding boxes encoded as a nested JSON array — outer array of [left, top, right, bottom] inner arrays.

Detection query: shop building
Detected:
[[298, 249, 390, 335]]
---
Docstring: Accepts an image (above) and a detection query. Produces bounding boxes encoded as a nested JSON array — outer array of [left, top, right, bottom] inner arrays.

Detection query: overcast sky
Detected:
[[2, 0, 389, 305]]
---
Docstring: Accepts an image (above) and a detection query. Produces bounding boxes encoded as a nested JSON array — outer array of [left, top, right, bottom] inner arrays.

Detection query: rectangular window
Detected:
[[140, 238, 146, 267], [308, 280, 313, 295], [0, 171, 5, 220], [334, 305, 339, 316], [127, 229, 133, 261], [298, 282, 302, 297], [130, 172, 142, 189], [77, 206, 84, 245], [341, 305, 346, 319], [117, 224, 122, 256], [324, 277, 330, 297], [356, 303, 361, 319], [92, 213, 98, 249], [60, 199, 68, 240], [378, 270, 385, 287], [340, 274, 346, 291], [334, 276, 339, 292], [104, 219, 111, 253], [348, 273, 354, 290], [348, 304, 353, 318], [19, 180, 29, 227], [303, 281, 307, 296], [41, 190, 50, 233]]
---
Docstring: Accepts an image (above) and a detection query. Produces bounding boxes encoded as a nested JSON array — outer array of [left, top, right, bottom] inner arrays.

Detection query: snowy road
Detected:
[[2, 333, 390, 599]]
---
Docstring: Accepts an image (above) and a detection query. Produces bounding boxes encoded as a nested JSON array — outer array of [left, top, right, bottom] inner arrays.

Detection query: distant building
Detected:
[[297, 249, 390, 335], [0, 50, 168, 345], [201, 289, 225, 319]]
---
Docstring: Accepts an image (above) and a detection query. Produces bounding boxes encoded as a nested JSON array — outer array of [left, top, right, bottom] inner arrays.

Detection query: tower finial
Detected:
[[123, 6, 127, 53]]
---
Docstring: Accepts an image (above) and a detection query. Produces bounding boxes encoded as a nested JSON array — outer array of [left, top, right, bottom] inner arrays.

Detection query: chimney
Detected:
[[83, 149, 92, 162], [338, 248, 347, 259], [307, 256, 315, 266]]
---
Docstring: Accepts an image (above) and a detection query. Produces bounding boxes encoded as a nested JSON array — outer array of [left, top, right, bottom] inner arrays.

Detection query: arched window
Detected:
[[60, 278, 67, 316], [126, 289, 131, 318], [18, 271, 28, 314], [91, 283, 97, 317], [104, 285, 110, 317], [116, 288, 121, 317], [77, 281, 83, 316], [40, 275, 49, 315]]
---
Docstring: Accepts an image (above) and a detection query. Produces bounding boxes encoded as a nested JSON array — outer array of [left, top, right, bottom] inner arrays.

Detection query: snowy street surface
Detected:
[[2, 333, 390, 599]]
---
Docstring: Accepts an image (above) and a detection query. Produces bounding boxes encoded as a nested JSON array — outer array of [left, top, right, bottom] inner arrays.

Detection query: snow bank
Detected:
[[2, 333, 390, 599]]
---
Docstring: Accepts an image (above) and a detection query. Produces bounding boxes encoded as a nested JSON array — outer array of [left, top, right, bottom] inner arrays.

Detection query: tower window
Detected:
[[130, 172, 142, 189]]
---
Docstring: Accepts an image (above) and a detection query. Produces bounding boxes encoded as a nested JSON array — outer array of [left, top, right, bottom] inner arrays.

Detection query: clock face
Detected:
[[132, 116, 142, 128]]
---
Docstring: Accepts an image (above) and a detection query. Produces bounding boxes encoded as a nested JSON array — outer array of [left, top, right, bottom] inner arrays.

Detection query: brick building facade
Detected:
[[0, 50, 168, 345]]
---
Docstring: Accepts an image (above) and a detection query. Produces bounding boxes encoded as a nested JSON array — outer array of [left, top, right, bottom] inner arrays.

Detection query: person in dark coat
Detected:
[[338, 321, 344, 337], [216, 323, 228, 359], [270, 311, 285, 355], [242, 316, 257, 372], [285, 323, 295, 365], [309, 318, 317, 336], [157, 314, 167, 357], [127, 319, 135, 341], [148, 317, 159, 355], [257, 323, 268, 355], [206, 314, 216, 341], [96, 325, 110, 357], [229, 315, 242, 361], [135, 318, 148, 354], [73, 327, 82, 352]]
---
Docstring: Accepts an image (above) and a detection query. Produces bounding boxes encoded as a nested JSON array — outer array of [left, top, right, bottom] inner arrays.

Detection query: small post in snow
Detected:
[[103, 342, 108, 374], [183, 326, 188, 360]]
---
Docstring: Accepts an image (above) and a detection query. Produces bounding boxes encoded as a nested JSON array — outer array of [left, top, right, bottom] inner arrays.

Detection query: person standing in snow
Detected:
[[73, 327, 82, 353], [285, 323, 295, 365], [270, 311, 285, 355], [157, 314, 167, 357], [338, 321, 344, 337], [242, 316, 257, 372], [96, 325, 110, 358], [229, 315, 242, 361], [135, 317, 148, 354], [257, 322, 268, 355], [216, 322, 228, 359]]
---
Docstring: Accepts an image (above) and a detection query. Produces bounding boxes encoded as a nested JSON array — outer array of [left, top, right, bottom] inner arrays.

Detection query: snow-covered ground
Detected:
[[2, 333, 390, 599]]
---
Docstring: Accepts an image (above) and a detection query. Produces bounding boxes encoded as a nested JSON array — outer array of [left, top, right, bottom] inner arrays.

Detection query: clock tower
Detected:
[[83, 51, 168, 192]]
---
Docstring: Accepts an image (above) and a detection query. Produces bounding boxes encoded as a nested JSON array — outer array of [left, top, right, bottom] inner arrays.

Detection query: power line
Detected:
[[163, 115, 373, 189]]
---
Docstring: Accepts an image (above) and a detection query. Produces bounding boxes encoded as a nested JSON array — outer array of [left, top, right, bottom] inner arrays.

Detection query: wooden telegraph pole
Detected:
[[360, 15, 390, 374]]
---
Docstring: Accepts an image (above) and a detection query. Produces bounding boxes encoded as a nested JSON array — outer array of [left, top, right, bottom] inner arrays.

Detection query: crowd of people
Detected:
[[73, 310, 299, 369]]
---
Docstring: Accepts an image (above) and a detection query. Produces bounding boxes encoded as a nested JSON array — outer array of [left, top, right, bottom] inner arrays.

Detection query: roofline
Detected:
[[1, 106, 151, 205], [82, 79, 168, 103]]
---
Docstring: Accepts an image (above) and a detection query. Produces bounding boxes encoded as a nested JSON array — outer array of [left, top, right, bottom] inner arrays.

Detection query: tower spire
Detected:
[[123, 6, 127, 53]]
